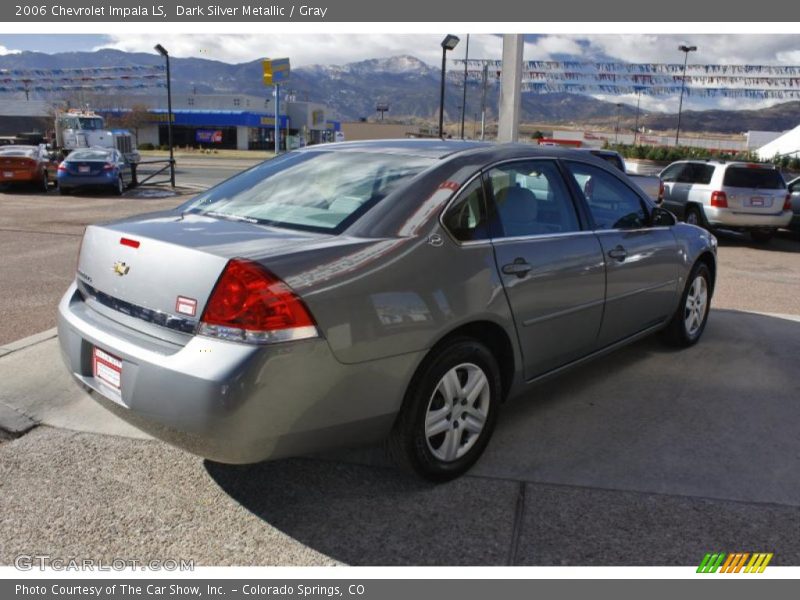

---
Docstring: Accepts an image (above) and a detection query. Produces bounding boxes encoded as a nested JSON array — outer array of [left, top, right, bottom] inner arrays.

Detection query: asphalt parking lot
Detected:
[[1, 163, 799, 566]]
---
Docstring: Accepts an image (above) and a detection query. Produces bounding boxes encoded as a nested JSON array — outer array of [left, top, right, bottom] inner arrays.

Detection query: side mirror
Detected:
[[651, 206, 676, 227]]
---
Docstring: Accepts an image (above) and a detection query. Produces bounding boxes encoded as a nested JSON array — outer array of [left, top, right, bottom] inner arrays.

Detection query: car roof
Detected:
[[674, 159, 777, 169], [300, 138, 621, 166]]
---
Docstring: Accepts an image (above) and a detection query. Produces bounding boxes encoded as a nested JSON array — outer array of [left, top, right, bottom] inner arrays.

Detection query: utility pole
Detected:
[[480, 64, 488, 141], [460, 33, 470, 139], [497, 34, 523, 143], [675, 44, 697, 146]]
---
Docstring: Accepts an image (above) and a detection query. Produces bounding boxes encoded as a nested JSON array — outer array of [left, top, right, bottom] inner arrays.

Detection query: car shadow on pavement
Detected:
[[715, 228, 800, 252], [205, 309, 800, 565]]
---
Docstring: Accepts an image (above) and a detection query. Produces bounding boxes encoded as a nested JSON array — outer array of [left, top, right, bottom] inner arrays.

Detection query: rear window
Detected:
[[0, 146, 36, 157], [181, 151, 435, 233], [723, 167, 785, 190], [68, 149, 112, 161]]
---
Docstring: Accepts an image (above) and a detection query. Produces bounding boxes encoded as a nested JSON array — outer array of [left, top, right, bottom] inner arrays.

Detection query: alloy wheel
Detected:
[[684, 274, 708, 337], [424, 362, 490, 462]]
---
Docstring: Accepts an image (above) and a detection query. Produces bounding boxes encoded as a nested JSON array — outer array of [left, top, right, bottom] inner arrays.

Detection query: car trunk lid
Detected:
[[77, 211, 332, 333]]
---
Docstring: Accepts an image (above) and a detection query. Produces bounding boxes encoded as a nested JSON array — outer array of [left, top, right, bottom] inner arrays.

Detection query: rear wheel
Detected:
[[662, 262, 711, 347], [750, 229, 774, 244], [113, 175, 124, 196], [685, 205, 704, 228], [388, 337, 501, 481], [39, 171, 49, 193]]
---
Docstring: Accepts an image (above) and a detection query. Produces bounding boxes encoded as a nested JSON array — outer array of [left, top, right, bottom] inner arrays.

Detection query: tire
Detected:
[[113, 176, 124, 196], [58, 184, 70, 196], [684, 205, 704, 228], [662, 262, 711, 347], [388, 337, 502, 481], [750, 229, 774, 244], [40, 171, 49, 193]]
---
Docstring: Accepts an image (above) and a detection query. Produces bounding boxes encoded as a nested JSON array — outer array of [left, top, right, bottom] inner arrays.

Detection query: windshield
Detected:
[[723, 167, 785, 190], [68, 149, 113, 161], [181, 151, 436, 232], [78, 117, 104, 130]]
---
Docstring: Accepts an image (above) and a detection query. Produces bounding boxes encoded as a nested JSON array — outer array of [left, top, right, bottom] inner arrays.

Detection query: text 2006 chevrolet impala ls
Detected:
[[58, 140, 716, 480]]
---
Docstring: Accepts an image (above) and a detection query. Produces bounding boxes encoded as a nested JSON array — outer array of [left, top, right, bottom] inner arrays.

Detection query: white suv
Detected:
[[658, 160, 792, 243]]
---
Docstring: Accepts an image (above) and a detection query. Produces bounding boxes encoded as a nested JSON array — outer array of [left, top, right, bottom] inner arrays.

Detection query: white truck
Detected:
[[54, 109, 140, 165]]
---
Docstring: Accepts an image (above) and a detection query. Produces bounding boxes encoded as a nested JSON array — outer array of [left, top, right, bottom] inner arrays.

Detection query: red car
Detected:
[[0, 145, 58, 192]]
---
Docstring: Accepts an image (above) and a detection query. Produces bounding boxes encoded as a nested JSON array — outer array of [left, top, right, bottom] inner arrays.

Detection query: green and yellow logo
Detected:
[[697, 552, 773, 573]]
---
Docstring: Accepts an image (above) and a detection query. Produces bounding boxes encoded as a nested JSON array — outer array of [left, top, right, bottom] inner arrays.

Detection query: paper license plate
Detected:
[[93, 347, 122, 390]]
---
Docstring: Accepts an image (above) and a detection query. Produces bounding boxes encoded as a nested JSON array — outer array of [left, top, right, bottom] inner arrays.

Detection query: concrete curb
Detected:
[[0, 402, 37, 436], [0, 327, 57, 357]]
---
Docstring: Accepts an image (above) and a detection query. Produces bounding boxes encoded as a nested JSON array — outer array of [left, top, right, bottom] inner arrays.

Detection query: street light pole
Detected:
[[675, 44, 697, 147], [460, 33, 470, 139], [633, 90, 641, 146], [439, 34, 460, 138], [154, 43, 175, 187], [615, 102, 622, 144]]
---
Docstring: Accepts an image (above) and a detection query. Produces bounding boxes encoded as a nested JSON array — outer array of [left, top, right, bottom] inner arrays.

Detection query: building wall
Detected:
[[340, 122, 418, 141]]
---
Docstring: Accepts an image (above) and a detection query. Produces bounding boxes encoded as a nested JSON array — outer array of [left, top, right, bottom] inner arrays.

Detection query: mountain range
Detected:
[[2, 49, 800, 134]]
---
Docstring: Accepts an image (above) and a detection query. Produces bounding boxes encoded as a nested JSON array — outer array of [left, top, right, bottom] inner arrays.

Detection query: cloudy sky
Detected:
[[2, 33, 800, 112]]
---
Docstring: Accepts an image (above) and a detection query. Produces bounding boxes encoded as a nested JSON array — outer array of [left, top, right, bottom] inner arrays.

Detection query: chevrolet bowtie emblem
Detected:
[[112, 261, 130, 276]]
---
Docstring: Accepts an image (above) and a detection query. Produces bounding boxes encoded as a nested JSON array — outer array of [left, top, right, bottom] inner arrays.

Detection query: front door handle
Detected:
[[608, 245, 628, 262], [502, 258, 532, 278]]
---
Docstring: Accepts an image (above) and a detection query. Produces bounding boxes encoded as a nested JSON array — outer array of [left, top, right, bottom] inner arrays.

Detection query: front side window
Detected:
[[442, 177, 489, 242], [486, 160, 581, 238], [181, 151, 435, 232], [565, 161, 649, 230]]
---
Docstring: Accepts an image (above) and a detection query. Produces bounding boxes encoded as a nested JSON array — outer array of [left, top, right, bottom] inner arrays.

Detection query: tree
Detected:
[[110, 104, 151, 147]]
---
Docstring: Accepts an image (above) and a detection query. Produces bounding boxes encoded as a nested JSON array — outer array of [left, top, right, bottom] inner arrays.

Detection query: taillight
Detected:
[[783, 193, 792, 211], [657, 180, 665, 203], [199, 258, 318, 344], [57, 162, 67, 172], [710, 191, 728, 208], [103, 163, 115, 171]]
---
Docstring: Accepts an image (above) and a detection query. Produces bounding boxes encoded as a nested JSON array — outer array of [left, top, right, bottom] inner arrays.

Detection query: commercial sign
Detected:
[[195, 129, 223, 143], [263, 58, 291, 85]]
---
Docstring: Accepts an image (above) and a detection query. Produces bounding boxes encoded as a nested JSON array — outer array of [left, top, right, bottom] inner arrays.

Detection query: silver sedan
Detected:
[[58, 140, 717, 480]]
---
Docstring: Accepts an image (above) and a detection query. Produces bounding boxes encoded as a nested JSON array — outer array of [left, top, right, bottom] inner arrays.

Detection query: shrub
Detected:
[[138, 142, 155, 150]]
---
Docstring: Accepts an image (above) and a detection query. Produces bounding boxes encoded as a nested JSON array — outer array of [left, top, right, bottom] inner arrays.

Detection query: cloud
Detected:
[[0, 44, 21, 56], [93, 33, 800, 112], [96, 34, 514, 67]]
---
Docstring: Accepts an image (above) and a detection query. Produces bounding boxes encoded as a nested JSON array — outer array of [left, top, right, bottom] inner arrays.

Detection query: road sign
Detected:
[[263, 58, 291, 85]]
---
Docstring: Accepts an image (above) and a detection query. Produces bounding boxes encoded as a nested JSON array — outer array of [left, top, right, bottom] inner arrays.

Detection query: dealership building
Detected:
[[0, 93, 340, 150]]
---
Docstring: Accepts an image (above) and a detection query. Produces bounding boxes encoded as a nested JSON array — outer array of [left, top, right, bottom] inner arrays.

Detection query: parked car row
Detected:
[[657, 159, 797, 242], [0, 145, 133, 196]]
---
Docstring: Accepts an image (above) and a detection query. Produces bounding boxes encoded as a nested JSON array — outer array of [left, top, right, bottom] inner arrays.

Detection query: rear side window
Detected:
[[486, 160, 581, 237], [723, 167, 785, 190], [442, 178, 489, 242], [679, 163, 715, 184]]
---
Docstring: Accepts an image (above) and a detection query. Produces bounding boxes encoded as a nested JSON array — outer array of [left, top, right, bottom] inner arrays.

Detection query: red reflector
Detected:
[[711, 191, 728, 208], [120, 237, 140, 248], [201, 259, 315, 332]]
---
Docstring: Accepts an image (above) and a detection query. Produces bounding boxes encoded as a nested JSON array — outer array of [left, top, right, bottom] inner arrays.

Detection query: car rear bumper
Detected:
[[0, 170, 37, 182], [704, 207, 793, 229], [57, 282, 420, 463], [57, 173, 116, 188]]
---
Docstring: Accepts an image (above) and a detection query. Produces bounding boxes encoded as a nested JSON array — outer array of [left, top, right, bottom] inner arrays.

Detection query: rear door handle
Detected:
[[608, 245, 628, 262], [502, 258, 532, 278]]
